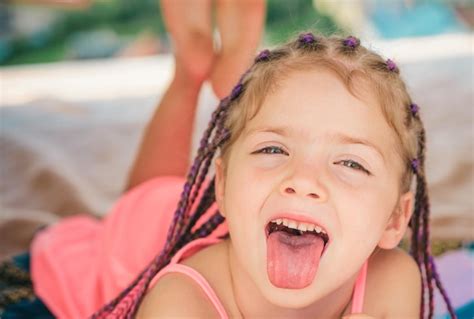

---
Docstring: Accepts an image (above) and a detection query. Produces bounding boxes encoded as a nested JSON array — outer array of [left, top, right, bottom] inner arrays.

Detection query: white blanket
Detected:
[[1, 34, 472, 260]]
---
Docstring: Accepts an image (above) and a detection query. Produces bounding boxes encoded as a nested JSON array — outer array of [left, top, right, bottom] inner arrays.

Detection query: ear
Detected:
[[214, 157, 226, 217], [378, 191, 414, 249]]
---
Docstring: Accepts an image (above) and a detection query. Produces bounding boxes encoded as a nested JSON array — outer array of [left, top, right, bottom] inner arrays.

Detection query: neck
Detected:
[[225, 239, 357, 318]]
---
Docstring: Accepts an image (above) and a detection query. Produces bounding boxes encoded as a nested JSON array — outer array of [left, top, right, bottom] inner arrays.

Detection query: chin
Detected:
[[262, 283, 323, 309]]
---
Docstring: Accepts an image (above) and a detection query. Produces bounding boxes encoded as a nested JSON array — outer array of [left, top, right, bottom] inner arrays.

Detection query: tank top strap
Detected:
[[351, 259, 369, 314], [147, 237, 228, 318], [152, 263, 228, 318]]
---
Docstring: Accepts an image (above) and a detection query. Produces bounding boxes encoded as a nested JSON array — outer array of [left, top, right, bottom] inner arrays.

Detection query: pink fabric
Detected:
[[147, 237, 228, 318], [147, 236, 368, 318], [31, 175, 227, 319], [351, 259, 368, 314], [31, 174, 367, 318]]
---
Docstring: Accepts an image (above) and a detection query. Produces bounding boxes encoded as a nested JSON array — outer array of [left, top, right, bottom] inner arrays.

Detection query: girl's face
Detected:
[[215, 69, 413, 308]]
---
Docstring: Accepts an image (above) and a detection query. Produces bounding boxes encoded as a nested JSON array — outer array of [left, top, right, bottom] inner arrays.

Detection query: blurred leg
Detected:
[[211, 0, 266, 99], [125, 0, 214, 191], [160, 0, 214, 83]]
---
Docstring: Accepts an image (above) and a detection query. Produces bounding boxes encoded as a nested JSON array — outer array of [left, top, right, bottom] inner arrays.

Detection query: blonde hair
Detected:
[[92, 32, 455, 319], [220, 32, 422, 194]]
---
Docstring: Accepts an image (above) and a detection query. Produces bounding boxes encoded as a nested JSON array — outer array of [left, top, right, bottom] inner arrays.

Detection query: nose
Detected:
[[279, 163, 328, 202]]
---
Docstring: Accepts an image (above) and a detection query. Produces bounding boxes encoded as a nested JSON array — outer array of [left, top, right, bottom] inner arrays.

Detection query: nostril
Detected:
[[285, 187, 295, 194], [308, 193, 319, 199]]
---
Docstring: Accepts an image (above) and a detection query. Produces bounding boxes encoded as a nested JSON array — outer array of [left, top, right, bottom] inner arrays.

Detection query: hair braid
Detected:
[[168, 99, 229, 245], [418, 128, 436, 318], [183, 126, 228, 227], [411, 119, 457, 318], [430, 255, 457, 318], [412, 170, 426, 317], [177, 176, 217, 246], [191, 212, 226, 241], [90, 95, 235, 318], [127, 121, 231, 318], [91, 59, 243, 317]]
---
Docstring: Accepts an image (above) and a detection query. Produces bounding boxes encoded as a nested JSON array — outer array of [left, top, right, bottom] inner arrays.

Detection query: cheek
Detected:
[[336, 185, 394, 241], [224, 171, 263, 230]]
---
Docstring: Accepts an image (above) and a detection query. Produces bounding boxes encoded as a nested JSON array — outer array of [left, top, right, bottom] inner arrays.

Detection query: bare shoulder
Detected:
[[136, 272, 219, 318], [365, 247, 422, 318]]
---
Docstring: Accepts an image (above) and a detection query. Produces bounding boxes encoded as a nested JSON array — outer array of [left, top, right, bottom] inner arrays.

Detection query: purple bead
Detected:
[[411, 158, 420, 173], [255, 49, 270, 62], [299, 32, 315, 44], [230, 83, 243, 100], [386, 59, 398, 72], [343, 35, 359, 48], [410, 103, 419, 115]]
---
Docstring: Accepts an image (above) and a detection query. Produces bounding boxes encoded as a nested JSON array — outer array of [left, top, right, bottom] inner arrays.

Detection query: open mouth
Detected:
[[265, 220, 330, 251], [264, 219, 331, 288]]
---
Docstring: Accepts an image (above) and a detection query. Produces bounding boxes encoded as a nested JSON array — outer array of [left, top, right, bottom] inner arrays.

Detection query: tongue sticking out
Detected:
[[267, 230, 325, 289]]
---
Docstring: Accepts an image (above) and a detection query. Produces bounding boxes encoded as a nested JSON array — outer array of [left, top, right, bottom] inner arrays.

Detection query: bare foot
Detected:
[[160, 0, 215, 85], [211, 0, 266, 99]]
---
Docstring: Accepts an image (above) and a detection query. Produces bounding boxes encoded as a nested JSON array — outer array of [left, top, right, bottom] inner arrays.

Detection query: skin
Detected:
[[137, 68, 421, 318], [213, 69, 415, 318], [125, 0, 265, 190]]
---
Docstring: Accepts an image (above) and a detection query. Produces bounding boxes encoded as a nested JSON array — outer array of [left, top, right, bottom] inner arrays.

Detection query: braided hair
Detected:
[[90, 32, 456, 319]]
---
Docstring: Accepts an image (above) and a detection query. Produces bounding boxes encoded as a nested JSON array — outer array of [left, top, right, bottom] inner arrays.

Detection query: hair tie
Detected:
[[411, 158, 420, 174], [386, 59, 398, 72], [298, 32, 316, 44], [343, 35, 360, 49], [230, 83, 243, 100], [410, 103, 419, 116], [255, 49, 271, 62]]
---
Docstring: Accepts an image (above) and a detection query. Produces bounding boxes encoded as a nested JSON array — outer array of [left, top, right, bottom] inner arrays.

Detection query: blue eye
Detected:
[[254, 146, 288, 155], [337, 160, 371, 175]]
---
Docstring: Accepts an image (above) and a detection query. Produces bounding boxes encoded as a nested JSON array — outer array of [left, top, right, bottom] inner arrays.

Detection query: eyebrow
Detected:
[[245, 125, 386, 162]]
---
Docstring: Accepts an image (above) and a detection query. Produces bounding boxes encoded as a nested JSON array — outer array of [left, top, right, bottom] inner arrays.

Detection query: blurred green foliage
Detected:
[[2, 0, 339, 66], [266, 0, 340, 43]]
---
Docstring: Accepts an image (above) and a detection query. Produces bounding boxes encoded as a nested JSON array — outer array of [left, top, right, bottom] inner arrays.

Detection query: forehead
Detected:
[[242, 69, 397, 157]]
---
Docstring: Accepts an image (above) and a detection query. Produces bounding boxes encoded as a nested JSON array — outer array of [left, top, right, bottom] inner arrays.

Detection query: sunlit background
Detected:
[[0, 1, 473, 318], [0, 0, 471, 65]]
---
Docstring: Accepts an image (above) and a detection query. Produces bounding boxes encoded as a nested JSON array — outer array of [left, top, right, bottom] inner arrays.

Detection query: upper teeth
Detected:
[[273, 218, 327, 234]]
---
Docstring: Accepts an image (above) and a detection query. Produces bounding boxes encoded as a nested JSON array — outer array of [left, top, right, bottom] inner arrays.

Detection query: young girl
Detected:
[[83, 32, 456, 318], [0, 1, 265, 318]]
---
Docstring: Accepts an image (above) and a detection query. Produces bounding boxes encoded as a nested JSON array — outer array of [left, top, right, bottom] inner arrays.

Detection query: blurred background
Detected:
[[0, 1, 473, 317], [0, 0, 471, 65]]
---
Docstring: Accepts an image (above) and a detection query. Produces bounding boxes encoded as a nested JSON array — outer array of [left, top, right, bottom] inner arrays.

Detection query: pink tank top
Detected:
[[31, 175, 367, 318], [147, 237, 229, 317], [147, 237, 369, 317]]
